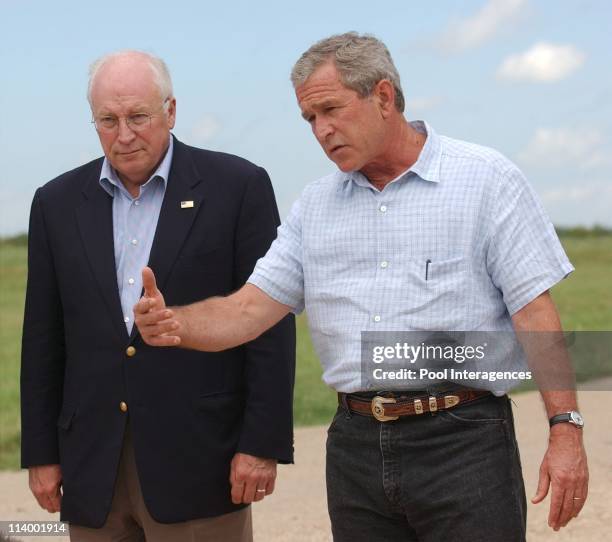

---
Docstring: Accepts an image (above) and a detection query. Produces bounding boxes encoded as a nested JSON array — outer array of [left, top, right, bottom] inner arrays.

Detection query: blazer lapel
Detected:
[[75, 164, 129, 343]]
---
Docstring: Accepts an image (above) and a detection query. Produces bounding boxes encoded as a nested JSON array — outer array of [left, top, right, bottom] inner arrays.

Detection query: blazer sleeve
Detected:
[[232, 166, 296, 464], [20, 188, 66, 467]]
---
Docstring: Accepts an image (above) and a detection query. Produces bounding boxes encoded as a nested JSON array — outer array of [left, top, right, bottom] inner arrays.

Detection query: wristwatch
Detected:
[[549, 411, 584, 428]]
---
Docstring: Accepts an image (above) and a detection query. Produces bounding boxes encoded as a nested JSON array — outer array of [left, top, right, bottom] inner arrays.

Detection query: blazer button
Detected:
[[126, 346, 136, 357], [119, 401, 128, 413]]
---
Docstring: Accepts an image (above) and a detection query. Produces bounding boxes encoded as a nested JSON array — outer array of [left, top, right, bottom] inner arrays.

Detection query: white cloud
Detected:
[[404, 96, 443, 113], [438, 0, 527, 52], [517, 127, 608, 168], [497, 42, 585, 82], [541, 180, 612, 226], [190, 114, 221, 144]]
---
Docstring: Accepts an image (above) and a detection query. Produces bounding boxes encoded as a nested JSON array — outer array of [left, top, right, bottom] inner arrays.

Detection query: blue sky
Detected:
[[1, 0, 611, 235]]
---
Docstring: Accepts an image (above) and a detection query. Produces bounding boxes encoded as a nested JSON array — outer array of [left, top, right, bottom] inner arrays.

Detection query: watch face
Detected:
[[570, 411, 584, 427]]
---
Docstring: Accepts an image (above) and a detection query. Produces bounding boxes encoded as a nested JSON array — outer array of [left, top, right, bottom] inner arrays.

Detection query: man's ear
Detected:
[[166, 97, 177, 129], [372, 79, 396, 119]]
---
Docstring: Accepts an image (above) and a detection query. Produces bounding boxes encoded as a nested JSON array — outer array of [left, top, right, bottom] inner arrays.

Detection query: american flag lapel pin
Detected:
[[180, 200, 194, 209]]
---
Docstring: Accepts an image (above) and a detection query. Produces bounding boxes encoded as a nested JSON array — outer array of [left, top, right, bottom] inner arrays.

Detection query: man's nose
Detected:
[[313, 118, 333, 144], [117, 118, 136, 143]]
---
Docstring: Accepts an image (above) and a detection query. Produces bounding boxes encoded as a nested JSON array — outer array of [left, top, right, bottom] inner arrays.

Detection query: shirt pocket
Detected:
[[400, 257, 469, 327], [424, 257, 467, 290]]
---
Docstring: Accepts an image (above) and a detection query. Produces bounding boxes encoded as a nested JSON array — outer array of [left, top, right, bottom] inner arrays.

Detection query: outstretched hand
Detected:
[[133, 267, 181, 346]]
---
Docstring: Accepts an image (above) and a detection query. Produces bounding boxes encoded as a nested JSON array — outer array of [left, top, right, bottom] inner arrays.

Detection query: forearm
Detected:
[[512, 291, 582, 428], [136, 270, 292, 350], [173, 293, 261, 351], [166, 284, 290, 352], [539, 389, 578, 418]]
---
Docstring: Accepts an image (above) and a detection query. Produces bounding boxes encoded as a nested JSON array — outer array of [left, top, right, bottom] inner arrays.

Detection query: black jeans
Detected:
[[326, 392, 526, 542]]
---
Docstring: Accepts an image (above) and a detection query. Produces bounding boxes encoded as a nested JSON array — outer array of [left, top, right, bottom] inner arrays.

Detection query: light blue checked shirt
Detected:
[[248, 122, 573, 393], [99, 136, 173, 334]]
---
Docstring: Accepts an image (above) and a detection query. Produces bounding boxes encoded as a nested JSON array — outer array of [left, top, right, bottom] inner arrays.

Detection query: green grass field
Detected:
[[1, 236, 611, 469]]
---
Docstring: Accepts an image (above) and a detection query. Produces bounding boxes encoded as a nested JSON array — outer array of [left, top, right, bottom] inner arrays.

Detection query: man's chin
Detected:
[[331, 158, 356, 172]]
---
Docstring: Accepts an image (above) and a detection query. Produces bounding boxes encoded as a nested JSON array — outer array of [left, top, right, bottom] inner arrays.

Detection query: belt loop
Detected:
[[340, 393, 353, 419]]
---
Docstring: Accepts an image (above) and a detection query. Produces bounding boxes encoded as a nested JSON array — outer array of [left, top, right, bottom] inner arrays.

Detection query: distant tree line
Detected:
[[1, 226, 611, 248], [554, 225, 612, 238], [0, 233, 28, 246]]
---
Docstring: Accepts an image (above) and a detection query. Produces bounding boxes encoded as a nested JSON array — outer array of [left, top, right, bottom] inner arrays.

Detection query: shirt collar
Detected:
[[338, 120, 441, 187], [99, 134, 174, 198]]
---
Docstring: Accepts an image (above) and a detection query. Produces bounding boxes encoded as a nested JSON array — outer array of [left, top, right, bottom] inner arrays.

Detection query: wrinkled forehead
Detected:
[[296, 62, 349, 99]]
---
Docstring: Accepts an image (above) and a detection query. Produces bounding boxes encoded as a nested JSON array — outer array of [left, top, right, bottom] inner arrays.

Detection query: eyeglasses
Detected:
[[92, 98, 170, 133]]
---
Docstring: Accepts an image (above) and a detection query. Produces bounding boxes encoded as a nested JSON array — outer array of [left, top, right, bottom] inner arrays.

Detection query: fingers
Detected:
[[46, 487, 62, 514], [229, 453, 276, 504], [531, 465, 550, 504], [142, 266, 160, 298], [556, 489, 575, 530], [242, 479, 258, 504], [29, 466, 62, 513], [265, 476, 276, 497], [572, 480, 588, 518], [232, 477, 270, 504], [134, 296, 154, 316], [230, 480, 245, 505], [546, 462, 589, 530], [133, 298, 180, 347], [547, 481, 564, 530]]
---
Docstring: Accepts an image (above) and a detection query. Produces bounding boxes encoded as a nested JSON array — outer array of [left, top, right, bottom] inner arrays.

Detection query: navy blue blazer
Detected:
[[21, 137, 296, 527]]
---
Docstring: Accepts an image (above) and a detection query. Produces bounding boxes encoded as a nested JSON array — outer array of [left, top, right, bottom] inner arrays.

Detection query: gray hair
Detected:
[[87, 50, 173, 106], [291, 32, 405, 112]]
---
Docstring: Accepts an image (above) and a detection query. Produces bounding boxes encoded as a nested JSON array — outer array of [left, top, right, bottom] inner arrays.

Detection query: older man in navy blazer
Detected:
[[20, 50, 295, 541]]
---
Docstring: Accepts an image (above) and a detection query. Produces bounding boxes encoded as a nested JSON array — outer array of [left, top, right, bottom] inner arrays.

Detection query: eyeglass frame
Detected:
[[91, 97, 171, 133]]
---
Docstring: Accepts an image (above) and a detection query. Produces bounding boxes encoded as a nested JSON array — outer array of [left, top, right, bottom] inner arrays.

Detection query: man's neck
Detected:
[[361, 119, 426, 190]]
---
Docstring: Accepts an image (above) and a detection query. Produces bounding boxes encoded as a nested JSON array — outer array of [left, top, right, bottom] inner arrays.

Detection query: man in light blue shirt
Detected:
[[135, 33, 588, 541]]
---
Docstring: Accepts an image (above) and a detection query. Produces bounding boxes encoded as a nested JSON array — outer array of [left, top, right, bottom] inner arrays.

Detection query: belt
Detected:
[[338, 389, 492, 422]]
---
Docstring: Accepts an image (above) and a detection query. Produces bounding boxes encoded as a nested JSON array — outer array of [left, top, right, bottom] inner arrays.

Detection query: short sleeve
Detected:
[[486, 167, 574, 315], [248, 197, 305, 313]]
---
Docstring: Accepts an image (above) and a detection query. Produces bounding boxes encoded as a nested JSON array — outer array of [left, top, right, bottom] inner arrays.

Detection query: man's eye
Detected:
[[130, 114, 149, 126], [99, 117, 117, 128]]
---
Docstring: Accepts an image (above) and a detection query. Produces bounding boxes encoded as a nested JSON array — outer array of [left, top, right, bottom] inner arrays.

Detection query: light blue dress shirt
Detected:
[[99, 136, 174, 334], [248, 122, 573, 392]]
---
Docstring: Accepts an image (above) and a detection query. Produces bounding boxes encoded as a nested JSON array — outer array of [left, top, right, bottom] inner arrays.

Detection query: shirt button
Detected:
[[380, 261, 388, 269], [128, 278, 135, 285], [124, 316, 130, 323], [126, 346, 136, 357], [119, 401, 128, 413], [131, 239, 138, 245], [373, 315, 381, 322], [134, 200, 140, 206], [379, 205, 387, 213]]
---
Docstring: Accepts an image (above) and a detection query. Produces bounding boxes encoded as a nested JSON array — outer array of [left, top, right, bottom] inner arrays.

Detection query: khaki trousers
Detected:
[[69, 425, 252, 542]]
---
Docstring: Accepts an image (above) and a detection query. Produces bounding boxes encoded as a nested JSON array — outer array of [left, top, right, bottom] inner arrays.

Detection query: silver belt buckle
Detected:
[[371, 396, 398, 422]]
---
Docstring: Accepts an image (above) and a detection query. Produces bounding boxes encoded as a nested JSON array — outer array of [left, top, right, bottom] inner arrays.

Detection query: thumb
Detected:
[[142, 267, 159, 298], [531, 468, 550, 504]]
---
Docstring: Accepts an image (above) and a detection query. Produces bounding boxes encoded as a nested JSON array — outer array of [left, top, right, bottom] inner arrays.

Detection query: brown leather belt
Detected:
[[338, 389, 492, 422]]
